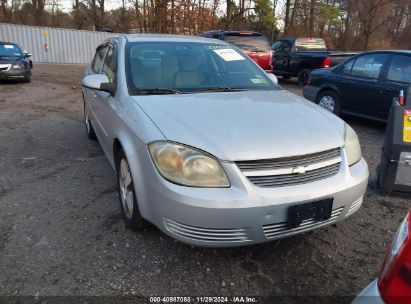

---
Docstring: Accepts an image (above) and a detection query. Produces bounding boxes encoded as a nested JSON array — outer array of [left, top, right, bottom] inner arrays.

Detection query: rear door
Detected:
[[339, 53, 388, 118], [379, 54, 411, 118]]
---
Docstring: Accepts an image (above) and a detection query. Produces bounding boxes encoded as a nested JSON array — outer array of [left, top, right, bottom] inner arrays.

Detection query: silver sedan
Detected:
[[81, 34, 369, 247]]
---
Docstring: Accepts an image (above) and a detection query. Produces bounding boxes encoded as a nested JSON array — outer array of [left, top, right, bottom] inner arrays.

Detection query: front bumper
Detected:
[[303, 85, 321, 102], [352, 279, 384, 304], [132, 147, 369, 247], [0, 67, 27, 80]]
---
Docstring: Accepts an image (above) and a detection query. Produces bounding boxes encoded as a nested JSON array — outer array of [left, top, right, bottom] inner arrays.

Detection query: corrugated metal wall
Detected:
[[0, 23, 114, 64]]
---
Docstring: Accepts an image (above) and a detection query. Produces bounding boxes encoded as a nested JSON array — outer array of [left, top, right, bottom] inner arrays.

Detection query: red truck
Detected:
[[198, 30, 272, 73]]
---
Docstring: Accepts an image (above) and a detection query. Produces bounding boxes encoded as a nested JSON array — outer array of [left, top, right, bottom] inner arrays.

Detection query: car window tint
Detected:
[[0, 43, 22, 56], [387, 55, 411, 83], [341, 59, 354, 75], [351, 54, 386, 79], [271, 41, 289, 52], [294, 38, 326, 52], [102, 47, 115, 83], [271, 41, 282, 52], [224, 35, 270, 51], [92, 46, 107, 73]]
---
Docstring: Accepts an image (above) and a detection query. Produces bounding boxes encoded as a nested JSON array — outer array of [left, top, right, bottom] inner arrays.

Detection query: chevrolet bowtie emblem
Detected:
[[292, 166, 307, 174]]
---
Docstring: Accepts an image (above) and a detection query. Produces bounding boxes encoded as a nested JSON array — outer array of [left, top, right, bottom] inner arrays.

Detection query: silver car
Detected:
[[81, 34, 369, 247]]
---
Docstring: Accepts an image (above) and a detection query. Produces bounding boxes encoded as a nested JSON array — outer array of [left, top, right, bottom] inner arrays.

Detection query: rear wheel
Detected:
[[117, 149, 146, 230], [316, 90, 341, 116], [297, 69, 311, 87]]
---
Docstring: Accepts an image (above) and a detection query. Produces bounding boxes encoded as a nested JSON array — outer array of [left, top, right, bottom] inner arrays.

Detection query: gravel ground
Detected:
[[0, 65, 410, 302]]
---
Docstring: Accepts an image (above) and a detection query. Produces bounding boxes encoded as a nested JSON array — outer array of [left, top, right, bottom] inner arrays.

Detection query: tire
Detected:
[[316, 90, 341, 116], [117, 149, 146, 230], [297, 68, 311, 87], [83, 98, 97, 140], [23, 71, 31, 83]]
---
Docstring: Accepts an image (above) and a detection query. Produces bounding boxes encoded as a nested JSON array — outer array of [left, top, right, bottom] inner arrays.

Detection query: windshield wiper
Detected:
[[197, 86, 247, 92], [130, 88, 181, 95]]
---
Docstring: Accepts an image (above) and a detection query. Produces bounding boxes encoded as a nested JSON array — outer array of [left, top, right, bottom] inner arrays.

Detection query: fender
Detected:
[[319, 82, 341, 97]]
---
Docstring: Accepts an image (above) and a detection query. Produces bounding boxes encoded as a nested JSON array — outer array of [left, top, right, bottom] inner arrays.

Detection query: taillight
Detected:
[[322, 57, 331, 68], [378, 211, 411, 304], [399, 90, 405, 106], [269, 50, 273, 71]]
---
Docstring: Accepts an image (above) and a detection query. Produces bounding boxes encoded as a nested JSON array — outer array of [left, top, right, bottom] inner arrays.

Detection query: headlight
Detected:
[[148, 141, 230, 187], [12, 64, 25, 69], [344, 124, 361, 166]]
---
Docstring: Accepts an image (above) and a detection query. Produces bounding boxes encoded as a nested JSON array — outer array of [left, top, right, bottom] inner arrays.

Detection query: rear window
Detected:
[[224, 35, 270, 52], [294, 38, 326, 52]]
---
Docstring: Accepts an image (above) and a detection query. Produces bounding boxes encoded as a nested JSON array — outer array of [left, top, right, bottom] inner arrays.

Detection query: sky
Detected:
[[54, 0, 286, 16]]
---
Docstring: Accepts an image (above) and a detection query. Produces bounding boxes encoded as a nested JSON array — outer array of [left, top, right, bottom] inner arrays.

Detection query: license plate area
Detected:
[[287, 198, 333, 228]]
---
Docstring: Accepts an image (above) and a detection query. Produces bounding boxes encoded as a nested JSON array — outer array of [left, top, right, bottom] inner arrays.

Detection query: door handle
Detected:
[[91, 91, 97, 98], [383, 88, 393, 93]]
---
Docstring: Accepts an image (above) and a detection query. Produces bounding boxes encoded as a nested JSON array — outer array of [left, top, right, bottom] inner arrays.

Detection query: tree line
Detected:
[[1, 0, 411, 50]]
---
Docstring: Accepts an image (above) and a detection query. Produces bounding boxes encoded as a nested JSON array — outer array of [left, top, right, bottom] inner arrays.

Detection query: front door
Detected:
[[271, 40, 291, 74], [339, 53, 388, 118]]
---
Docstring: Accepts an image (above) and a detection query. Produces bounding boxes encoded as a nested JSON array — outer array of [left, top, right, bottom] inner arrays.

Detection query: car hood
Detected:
[[132, 90, 345, 161], [0, 56, 22, 62]]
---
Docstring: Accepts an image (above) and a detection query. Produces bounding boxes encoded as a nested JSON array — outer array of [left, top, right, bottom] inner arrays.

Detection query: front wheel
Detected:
[[297, 69, 311, 87], [83, 98, 97, 140], [316, 90, 341, 116], [117, 150, 146, 231], [23, 71, 31, 83]]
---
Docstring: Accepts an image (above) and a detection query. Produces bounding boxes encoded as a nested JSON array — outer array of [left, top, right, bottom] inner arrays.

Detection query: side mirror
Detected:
[[266, 73, 278, 84], [82, 74, 115, 94], [25, 53, 32, 58]]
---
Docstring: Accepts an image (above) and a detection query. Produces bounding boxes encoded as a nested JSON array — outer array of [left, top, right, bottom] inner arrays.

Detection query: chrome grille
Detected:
[[263, 207, 344, 239], [164, 218, 250, 243], [0, 64, 11, 71], [236, 148, 341, 188]]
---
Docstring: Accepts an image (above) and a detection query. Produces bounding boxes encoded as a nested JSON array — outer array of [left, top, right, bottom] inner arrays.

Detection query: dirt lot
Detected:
[[0, 64, 410, 302]]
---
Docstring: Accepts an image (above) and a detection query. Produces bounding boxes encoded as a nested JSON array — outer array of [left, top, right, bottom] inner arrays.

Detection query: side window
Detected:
[[92, 46, 107, 73], [102, 46, 116, 83], [279, 41, 291, 53], [271, 41, 282, 52], [341, 59, 354, 75], [387, 55, 411, 83], [351, 54, 386, 79]]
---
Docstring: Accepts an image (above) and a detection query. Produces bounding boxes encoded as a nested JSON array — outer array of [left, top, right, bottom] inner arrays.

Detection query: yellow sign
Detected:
[[43, 31, 48, 36], [403, 110, 411, 143]]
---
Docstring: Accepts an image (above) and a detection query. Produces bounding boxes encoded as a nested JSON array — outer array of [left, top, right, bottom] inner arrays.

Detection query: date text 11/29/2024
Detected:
[[149, 296, 258, 303]]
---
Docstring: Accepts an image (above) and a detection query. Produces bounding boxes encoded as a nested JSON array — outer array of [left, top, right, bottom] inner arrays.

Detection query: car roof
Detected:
[[118, 34, 226, 44], [0, 41, 18, 45], [366, 50, 411, 55]]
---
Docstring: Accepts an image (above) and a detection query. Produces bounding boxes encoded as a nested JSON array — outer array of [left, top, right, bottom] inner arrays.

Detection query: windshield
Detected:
[[0, 43, 22, 57], [125, 42, 278, 95], [224, 35, 270, 52], [294, 38, 326, 52]]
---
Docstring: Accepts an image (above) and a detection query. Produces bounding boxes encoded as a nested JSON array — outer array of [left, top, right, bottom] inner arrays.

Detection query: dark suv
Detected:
[[199, 30, 272, 72], [303, 50, 411, 121], [0, 42, 32, 83]]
